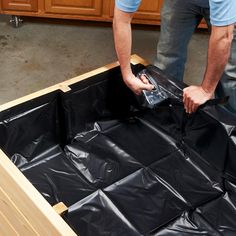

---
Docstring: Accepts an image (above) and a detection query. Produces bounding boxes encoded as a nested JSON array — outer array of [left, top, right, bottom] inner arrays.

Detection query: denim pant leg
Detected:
[[217, 26, 236, 114], [155, 0, 210, 82]]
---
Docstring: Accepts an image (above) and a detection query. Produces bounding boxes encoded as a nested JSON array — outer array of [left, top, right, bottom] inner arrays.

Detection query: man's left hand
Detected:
[[183, 85, 213, 113]]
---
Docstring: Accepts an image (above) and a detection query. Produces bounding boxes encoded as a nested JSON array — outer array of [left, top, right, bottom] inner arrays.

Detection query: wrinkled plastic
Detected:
[[154, 181, 236, 236], [0, 64, 236, 236]]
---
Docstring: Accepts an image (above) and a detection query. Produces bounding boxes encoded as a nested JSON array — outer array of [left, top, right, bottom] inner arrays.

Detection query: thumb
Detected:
[[140, 75, 149, 84], [141, 83, 154, 91]]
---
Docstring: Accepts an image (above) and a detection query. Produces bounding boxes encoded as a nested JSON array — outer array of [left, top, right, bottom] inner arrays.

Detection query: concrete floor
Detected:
[[0, 15, 209, 105]]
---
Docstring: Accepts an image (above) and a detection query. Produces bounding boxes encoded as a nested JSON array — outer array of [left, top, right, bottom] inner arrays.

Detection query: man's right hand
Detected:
[[123, 74, 154, 95]]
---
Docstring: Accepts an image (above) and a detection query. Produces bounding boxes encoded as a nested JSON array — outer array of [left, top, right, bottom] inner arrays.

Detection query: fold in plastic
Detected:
[[0, 64, 236, 236]]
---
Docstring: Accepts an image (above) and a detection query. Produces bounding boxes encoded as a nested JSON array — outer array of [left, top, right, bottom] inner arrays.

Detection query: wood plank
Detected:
[[0, 149, 77, 236], [130, 54, 149, 66], [61, 61, 120, 87], [60, 54, 148, 87], [0, 186, 38, 236], [53, 202, 68, 216], [0, 211, 19, 236], [0, 83, 70, 112], [0, 55, 146, 112]]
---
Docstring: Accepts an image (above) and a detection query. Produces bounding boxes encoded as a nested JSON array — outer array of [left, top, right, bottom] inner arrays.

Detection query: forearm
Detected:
[[112, 7, 153, 94], [113, 7, 134, 79], [183, 24, 235, 114], [202, 25, 234, 94]]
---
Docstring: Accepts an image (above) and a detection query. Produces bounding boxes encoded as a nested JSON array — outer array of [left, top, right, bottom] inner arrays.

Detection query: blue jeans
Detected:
[[155, 0, 236, 113]]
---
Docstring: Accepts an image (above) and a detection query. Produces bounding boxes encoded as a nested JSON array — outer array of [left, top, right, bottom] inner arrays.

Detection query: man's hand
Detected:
[[124, 74, 154, 95], [184, 24, 235, 114], [183, 85, 213, 113]]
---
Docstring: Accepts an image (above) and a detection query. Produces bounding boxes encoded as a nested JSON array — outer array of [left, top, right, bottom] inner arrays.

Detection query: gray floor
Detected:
[[0, 15, 209, 105]]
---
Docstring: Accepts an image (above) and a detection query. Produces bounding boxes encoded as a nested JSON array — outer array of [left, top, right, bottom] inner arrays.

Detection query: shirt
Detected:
[[210, 0, 236, 26], [115, 0, 141, 13], [115, 0, 236, 26]]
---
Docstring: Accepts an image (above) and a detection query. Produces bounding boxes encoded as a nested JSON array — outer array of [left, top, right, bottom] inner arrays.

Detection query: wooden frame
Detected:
[[0, 55, 148, 236]]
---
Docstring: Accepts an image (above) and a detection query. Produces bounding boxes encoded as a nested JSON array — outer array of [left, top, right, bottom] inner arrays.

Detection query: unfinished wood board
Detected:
[[53, 202, 68, 216]]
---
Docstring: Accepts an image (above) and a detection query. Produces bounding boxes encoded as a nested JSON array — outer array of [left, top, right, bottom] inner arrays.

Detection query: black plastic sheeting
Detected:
[[0, 64, 236, 235]]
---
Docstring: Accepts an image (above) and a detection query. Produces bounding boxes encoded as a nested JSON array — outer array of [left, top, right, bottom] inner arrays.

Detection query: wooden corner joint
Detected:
[[130, 54, 149, 66], [53, 202, 68, 216], [58, 83, 71, 93]]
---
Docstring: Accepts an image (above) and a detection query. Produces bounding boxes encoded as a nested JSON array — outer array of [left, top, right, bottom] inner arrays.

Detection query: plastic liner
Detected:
[[152, 211, 221, 235], [62, 65, 144, 142], [154, 181, 236, 236], [21, 144, 97, 206], [0, 64, 236, 235], [65, 124, 143, 188], [67, 190, 141, 236], [0, 91, 62, 166]]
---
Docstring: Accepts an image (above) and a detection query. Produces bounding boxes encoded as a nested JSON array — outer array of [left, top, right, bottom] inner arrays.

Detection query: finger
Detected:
[[190, 102, 196, 114], [185, 97, 191, 114], [140, 75, 149, 84], [193, 102, 200, 113], [183, 88, 189, 105], [183, 90, 188, 112], [187, 96, 194, 113], [183, 90, 186, 104], [134, 89, 142, 95], [142, 83, 155, 91]]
